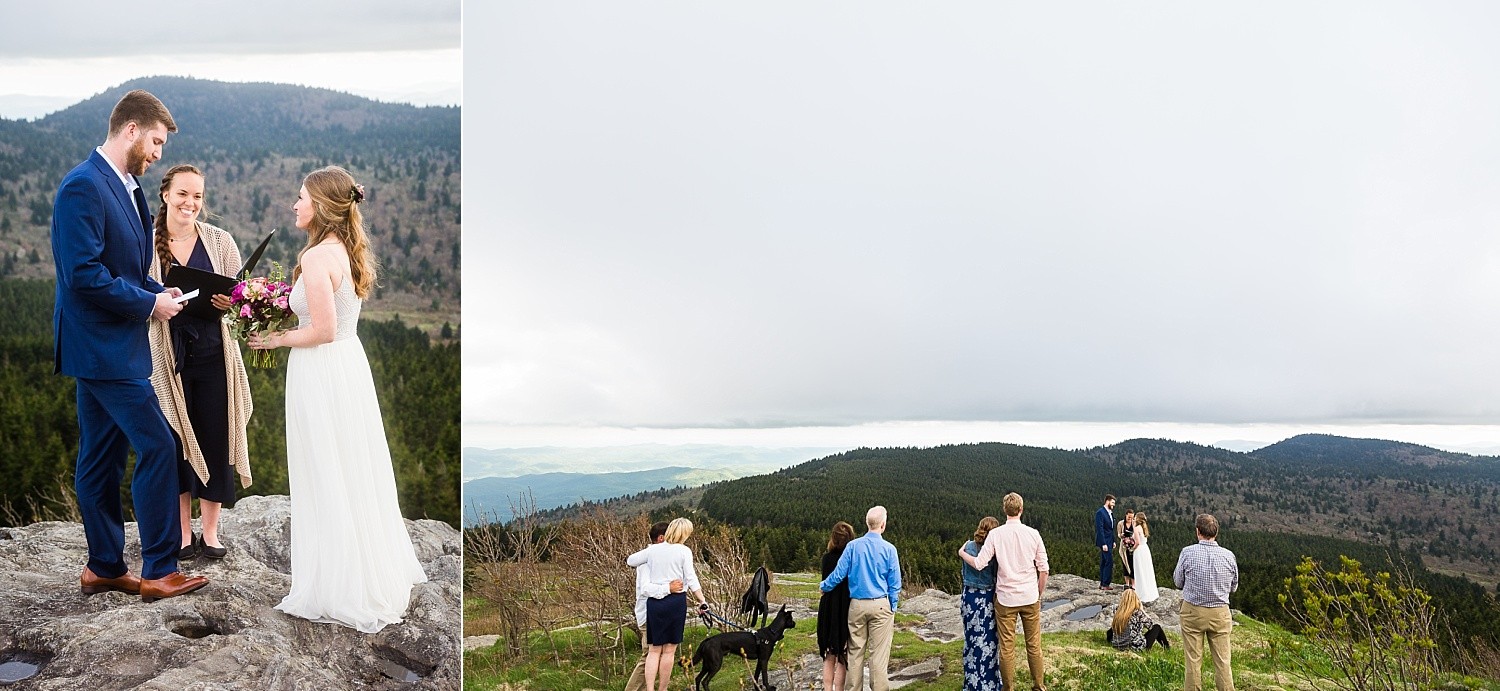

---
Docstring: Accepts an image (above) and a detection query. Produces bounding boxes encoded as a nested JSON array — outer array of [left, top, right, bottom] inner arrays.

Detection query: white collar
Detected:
[[95, 146, 138, 193]]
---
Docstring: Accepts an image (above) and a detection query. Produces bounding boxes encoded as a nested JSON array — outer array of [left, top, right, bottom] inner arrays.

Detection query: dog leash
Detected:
[[698, 605, 754, 632]]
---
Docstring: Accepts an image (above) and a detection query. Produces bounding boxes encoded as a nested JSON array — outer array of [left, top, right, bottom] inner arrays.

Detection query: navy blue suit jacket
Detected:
[[51, 150, 163, 380], [1095, 506, 1115, 548]]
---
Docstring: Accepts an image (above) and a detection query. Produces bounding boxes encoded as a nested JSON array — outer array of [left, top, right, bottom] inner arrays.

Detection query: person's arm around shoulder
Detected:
[[820, 539, 854, 593], [626, 545, 650, 568], [961, 529, 998, 570]]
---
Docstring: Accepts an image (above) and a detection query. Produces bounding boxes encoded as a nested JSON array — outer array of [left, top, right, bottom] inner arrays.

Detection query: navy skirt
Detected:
[[646, 591, 688, 645]]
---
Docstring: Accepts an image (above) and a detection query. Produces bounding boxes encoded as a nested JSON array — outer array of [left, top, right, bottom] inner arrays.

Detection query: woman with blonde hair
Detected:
[[146, 164, 252, 561], [626, 517, 710, 691], [1133, 512, 1159, 603], [1108, 587, 1170, 652], [819, 520, 857, 690], [249, 166, 426, 633], [959, 515, 1002, 690]]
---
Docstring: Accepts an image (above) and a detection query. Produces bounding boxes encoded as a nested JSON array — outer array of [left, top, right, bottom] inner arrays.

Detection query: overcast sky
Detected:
[[470, 3, 1500, 451], [0, 0, 460, 119]]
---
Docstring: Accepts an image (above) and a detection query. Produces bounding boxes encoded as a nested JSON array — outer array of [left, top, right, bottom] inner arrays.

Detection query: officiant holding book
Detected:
[[147, 163, 254, 562]]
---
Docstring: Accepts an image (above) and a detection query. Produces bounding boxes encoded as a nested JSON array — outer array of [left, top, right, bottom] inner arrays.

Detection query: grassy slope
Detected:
[[463, 595, 1500, 691]]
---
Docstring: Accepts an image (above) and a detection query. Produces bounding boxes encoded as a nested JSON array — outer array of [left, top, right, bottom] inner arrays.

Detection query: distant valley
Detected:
[[465, 466, 741, 525]]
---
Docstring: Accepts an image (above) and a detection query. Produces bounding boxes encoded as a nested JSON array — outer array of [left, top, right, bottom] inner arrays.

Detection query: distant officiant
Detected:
[[146, 163, 254, 562]]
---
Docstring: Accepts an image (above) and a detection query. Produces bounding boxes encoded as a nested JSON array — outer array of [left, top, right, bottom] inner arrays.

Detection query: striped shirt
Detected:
[[1173, 539, 1239, 608]]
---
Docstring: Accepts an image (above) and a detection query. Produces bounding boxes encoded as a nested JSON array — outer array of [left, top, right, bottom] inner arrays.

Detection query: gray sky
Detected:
[[468, 3, 1500, 449], [0, 0, 460, 118]]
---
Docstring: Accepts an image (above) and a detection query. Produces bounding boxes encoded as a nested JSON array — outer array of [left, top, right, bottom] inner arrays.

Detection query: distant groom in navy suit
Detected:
[[52, 89, 208, 602], [1095, 494, 1116, 589]]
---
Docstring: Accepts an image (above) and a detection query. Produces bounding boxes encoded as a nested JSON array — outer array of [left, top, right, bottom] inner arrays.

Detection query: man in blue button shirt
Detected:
[[821, 505, 902, 691]]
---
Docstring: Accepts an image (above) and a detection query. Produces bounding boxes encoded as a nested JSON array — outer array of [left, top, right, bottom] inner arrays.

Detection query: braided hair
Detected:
[[153, 164, 204, 278]]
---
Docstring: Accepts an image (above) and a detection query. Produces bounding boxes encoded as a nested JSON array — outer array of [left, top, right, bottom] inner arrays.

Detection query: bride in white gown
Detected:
[[250, 166, 426, 633], [1133, 513, 1158, 604]]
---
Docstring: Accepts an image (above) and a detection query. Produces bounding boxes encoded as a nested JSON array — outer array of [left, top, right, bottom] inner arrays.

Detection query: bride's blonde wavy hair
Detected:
[[293, 165, 378, 299]]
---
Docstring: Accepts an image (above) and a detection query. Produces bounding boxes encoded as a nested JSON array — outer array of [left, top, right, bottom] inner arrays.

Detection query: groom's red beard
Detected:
[[125, 138, 150, 176]]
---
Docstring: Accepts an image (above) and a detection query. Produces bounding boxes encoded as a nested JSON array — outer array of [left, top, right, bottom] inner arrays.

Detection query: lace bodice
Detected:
[[289, 275, 361, 341]]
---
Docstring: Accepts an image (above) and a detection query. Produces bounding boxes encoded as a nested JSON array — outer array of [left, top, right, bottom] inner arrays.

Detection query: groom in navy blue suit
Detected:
[[52, 89, 208, 602], [1094, 494, 1116, 589]]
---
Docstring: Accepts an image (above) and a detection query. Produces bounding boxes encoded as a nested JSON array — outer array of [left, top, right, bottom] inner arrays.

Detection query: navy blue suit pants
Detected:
[[74, 377, 181, 580]]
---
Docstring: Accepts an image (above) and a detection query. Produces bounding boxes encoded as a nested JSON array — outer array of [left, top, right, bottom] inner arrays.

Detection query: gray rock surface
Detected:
[[698, 571, 1189, 690], [903, 573, 1185, 642], [0, 495, 461, 690]]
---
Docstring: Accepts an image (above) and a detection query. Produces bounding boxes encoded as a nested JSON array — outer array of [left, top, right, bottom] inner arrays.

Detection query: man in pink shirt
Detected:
[[959, 492, 1049, 691]]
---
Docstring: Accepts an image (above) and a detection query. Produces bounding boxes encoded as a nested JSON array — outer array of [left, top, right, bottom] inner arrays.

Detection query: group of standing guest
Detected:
[[626, 499, 1238, 691]]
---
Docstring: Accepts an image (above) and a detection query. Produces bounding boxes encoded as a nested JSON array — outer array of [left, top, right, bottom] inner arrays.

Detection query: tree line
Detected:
[[0, 278, 459, 527]]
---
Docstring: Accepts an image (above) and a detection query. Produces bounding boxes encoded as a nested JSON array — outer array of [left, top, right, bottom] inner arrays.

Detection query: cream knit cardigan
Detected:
[[147, 221, 254, 489]]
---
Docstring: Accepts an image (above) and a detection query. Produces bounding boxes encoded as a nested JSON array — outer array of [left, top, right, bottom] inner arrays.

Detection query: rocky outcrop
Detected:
[[737, 572, 1193, 690], [901, 572, 1185, 642], [0, 495, 461, 690]]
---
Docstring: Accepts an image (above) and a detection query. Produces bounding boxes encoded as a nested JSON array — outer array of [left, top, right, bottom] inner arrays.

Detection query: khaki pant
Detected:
[[996, 599, 1046, 690], [847, 597, 894, 691], [624, 630, 649, 691], [1181, 601, 1234, 691]]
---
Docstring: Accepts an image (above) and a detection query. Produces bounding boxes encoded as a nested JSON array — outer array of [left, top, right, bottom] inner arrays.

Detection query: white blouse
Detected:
[[626, 542, 701, 596]]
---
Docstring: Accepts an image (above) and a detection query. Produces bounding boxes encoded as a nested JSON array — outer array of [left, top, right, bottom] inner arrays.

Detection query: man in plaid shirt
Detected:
[[1173, 513, 1239, 691]]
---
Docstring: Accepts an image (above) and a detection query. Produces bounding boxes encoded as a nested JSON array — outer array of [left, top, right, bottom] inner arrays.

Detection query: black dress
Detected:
[[817, 547, 851, 664], [170, 239, 236, 507]]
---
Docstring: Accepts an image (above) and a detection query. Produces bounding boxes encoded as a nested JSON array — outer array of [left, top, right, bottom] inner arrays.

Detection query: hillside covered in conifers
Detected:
[[578, 437, 1500, 656], [0, 76, 460, 334]]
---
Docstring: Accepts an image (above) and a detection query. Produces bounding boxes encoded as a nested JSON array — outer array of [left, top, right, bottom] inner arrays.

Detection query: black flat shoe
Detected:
[[178, 534, 200, 561], [200, 536, 227, 560]]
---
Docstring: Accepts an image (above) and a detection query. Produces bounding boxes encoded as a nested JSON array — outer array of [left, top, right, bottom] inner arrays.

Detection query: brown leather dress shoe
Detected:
[[80, 567, 142, 595], [139, 572, 209, 602]]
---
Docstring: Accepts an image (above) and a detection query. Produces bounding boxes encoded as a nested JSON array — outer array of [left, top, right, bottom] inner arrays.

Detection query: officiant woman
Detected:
[[146, 164, 254, 561]]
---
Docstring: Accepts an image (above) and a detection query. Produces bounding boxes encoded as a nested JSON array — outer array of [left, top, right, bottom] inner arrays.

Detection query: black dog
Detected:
[[739, 565, 771, 628], [692, 605, 795, 691]]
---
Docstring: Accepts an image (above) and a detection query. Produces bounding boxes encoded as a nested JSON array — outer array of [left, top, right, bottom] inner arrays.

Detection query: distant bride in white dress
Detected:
[[1133, 513, 1159, 604], [249, 165, 426, 633]]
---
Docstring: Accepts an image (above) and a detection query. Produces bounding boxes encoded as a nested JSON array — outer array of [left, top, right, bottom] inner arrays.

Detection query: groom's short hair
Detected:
[[108, 89, 177, 138]]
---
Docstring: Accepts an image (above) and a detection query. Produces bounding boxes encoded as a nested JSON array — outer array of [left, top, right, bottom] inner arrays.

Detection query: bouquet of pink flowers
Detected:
[[225, 262, 296, 369]]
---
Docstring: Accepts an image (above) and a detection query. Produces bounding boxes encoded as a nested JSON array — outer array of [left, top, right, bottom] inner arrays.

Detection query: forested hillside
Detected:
[[0, 76, 460, 334], [1084, 435, 1500, 585], [0, 278, 459, 527], [684, 441, 1500, 655]]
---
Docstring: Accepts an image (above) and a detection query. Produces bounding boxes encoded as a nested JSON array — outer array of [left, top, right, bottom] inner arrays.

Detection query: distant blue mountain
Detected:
[[463, 466, 741, 525]]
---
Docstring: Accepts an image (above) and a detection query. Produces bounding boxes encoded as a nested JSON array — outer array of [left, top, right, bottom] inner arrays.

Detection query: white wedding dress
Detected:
[[1134, 531, 1158, 604], [275, 275, 427, 633]]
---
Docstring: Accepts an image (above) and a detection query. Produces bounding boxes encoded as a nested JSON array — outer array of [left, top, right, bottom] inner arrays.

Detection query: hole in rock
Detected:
[[1064, 604, 1105, 621], [1041, 598, 1070, 611], [168, 619, 222, 639], [0, 651, 51, 685], [373, 644, 433, 682], [377, 659, 421, 682]]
